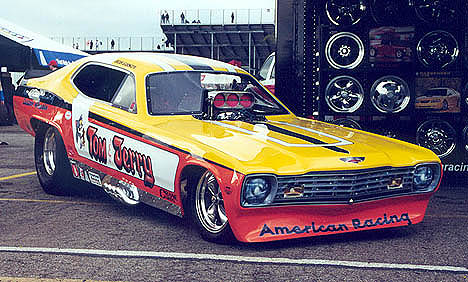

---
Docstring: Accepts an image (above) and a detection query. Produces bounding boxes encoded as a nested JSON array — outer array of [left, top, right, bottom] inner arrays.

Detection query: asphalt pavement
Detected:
[[0, 125, 467, 282]]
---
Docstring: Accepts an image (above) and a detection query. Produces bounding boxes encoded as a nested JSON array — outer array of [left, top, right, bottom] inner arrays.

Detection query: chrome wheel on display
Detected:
[[417, 30, 459, 69], [325, 0, 367, 26], [325, 32, 364, 69], [371, 0, 409, 24], [463, 126, 468, 152], [464, 82, 468, 106], [325, 76, 364, 113], [414, 0, 459, 25], [371, 76, 410, 113], [417, 119, 456, 158], [332, 118, 362, 130], [195, 170, 228, 234]]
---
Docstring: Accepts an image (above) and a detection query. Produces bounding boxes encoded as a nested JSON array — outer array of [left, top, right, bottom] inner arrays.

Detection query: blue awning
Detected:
[[0, 17, 88, 71]]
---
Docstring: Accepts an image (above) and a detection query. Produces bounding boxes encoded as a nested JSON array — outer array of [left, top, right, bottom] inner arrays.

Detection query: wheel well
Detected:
[[179, 165, 206, 212], [30, 118, 50, 134]]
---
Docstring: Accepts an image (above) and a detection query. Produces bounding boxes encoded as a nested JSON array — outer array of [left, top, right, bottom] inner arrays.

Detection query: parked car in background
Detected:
[[258, 52, 275, 94], [14, 53, 442, 243]]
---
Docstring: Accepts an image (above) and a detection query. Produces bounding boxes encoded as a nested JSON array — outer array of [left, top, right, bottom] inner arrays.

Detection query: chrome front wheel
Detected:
[[195, 170, 228, 234], [190, 169, 234, 243]]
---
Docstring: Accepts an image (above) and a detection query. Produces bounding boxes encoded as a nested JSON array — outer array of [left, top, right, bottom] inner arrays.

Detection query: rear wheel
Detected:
[[35, 126, 75, 195], [189, 170, 234, 243]]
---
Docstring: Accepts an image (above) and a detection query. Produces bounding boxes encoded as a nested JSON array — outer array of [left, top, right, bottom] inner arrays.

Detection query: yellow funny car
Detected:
[[14, 53, 442, 243]]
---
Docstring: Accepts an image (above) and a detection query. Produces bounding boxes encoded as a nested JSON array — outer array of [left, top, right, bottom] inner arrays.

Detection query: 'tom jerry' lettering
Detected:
[[87, 126, 107, 164], [113, 136, 155, 187]]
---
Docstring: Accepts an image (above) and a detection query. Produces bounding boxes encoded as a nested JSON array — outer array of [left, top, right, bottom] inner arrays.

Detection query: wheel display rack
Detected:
[[276, 0, 468, 175]]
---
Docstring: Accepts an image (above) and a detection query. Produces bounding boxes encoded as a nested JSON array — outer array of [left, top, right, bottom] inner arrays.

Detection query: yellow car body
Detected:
[[14, 53, 442, 243]]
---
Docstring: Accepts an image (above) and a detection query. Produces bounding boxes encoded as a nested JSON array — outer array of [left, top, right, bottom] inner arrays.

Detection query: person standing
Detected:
[[180, 12, 185, 24], [0, 72, 15, 125], [231, 12, 235, 23], [111, 39, 115, 50], [0, 80, 6, 125]]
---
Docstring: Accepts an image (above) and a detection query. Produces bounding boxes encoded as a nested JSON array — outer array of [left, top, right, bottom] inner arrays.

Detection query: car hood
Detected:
[[145, 115, 439, 175]]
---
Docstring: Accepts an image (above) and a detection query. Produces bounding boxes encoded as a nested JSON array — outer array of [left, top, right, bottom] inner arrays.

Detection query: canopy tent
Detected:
[[0, 17, 88, 72]]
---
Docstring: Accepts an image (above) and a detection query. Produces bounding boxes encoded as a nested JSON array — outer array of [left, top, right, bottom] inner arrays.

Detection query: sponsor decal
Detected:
[[65, 111, 72, 120], [71, 163, 80, 178], [160, 189, 177, 203], [23, 98, 49, 110], [0, 26, 33, 43], [387, 177, 403, 190], [26, 88, 45, 101], [114, 59, 136, 69], [88, 171, 102, 187], [340, 157, 365, 164], [22, 99, 34, 106], [283, 185, 304, 198], [259, 213, 412, 237], [443, 163, 468, 172]]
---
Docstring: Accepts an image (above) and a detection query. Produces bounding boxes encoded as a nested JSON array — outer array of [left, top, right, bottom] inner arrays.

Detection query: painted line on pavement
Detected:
[[0, 198, 109, 206], [0, 171, 36, 181], [0, 246, 467, 273]]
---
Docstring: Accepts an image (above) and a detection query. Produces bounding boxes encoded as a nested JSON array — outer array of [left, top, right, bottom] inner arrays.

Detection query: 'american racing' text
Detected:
[[259, 213, 412, 237]]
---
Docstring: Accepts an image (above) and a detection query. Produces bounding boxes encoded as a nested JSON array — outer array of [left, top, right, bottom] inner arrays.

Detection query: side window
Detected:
[[111, 75, 137, 113], [259, 55, 274, 80], [73, 64, 126, 103]]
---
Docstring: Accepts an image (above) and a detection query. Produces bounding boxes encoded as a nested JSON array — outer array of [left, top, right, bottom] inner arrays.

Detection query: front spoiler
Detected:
[[227, 193, 433, 242]]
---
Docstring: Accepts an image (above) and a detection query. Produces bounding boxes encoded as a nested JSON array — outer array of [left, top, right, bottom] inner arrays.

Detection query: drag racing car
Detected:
[[14, 53, 442, 243]]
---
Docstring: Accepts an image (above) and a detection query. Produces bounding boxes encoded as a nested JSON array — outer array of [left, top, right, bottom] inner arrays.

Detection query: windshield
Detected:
[[146, 71, 287, 116], [425, 89, 447, 97]]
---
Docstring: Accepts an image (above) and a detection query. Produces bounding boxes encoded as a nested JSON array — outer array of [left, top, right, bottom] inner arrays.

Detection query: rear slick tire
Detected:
[[34, 126, 75, 195]]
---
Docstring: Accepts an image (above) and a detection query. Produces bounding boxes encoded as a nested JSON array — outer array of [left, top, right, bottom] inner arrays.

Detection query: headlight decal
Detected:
[[412, 163, 442, 192], [241, 174, 278, 207]]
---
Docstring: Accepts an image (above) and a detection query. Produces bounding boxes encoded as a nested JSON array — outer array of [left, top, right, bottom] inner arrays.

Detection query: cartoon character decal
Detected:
[[75, 115, 85, 149]]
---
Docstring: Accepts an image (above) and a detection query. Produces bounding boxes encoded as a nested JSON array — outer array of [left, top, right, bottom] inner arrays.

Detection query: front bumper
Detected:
[[415, 101, 442, 110], [226, 192, 433, 242]]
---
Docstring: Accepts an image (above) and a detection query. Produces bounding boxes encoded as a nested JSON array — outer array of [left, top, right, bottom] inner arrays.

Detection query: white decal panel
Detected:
[[71, 97, 179, 192]]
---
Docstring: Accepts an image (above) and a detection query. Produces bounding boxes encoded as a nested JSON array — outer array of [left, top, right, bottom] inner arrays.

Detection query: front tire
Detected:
[[35, 126, 75, 195], [189, 170, 234, 243]]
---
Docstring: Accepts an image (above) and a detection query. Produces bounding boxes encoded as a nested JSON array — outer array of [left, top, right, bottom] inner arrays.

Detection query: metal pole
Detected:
[[211, 33, 214, 59], [248, 32, 251, 73], [174, 33, 177, 54], [253, 45, 256, 74]]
